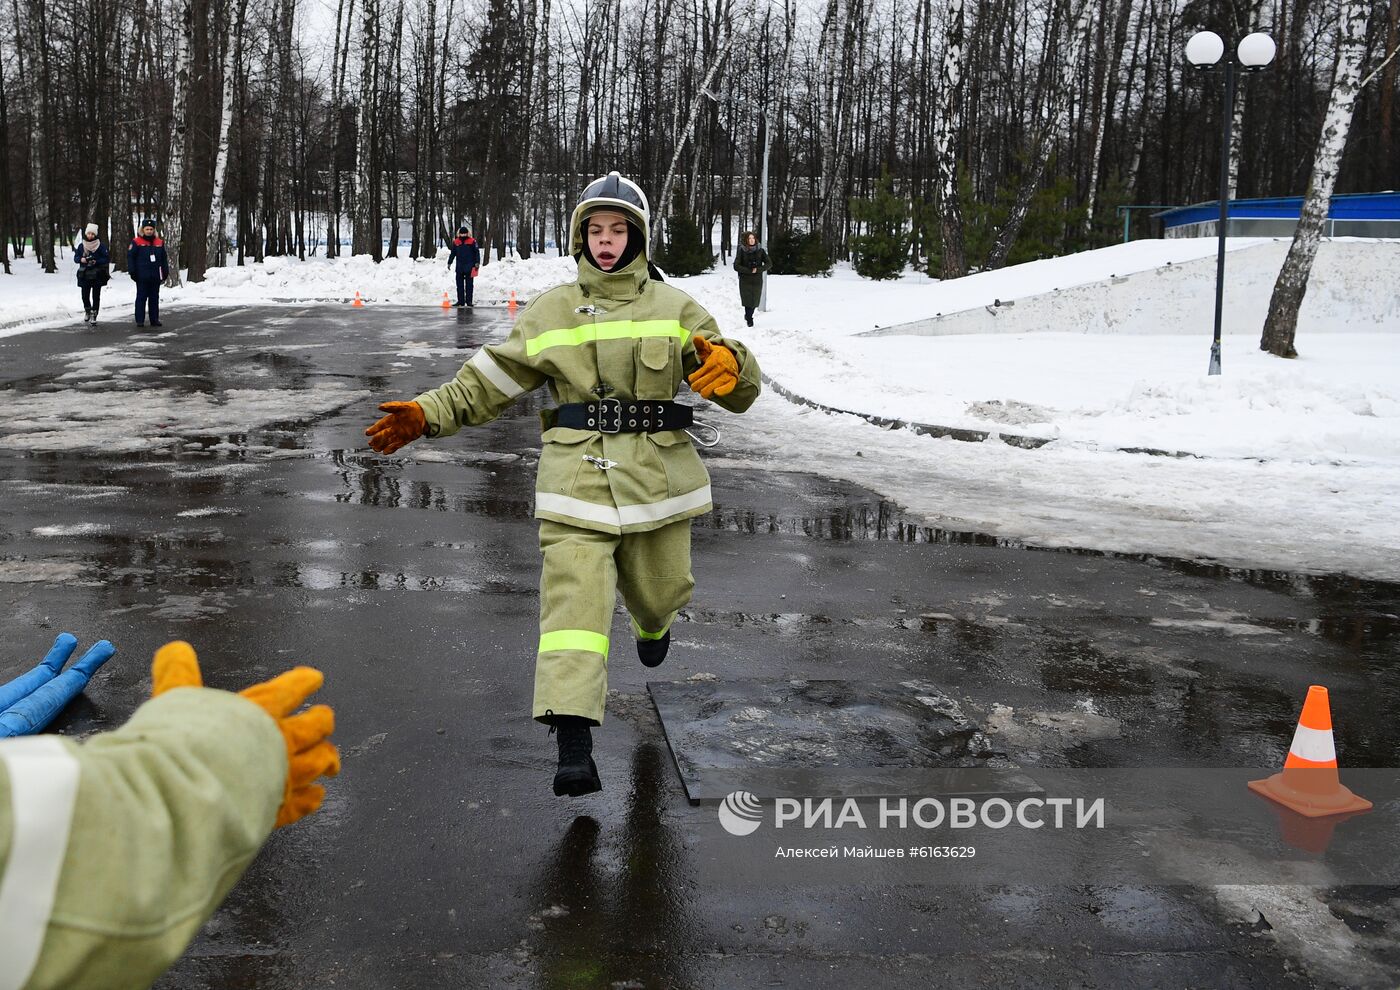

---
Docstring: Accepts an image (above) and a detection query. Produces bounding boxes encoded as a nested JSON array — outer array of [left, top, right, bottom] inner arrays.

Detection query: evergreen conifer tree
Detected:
[[654, 209, 712, 276], [850, 172, 911, 280]]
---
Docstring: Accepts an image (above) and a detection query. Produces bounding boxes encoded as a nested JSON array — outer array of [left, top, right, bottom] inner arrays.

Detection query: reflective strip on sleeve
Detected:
[[535, 486, 712, 530], [468, 348, 527, 400], [538, 630, 610, 659], [0, 737, 81, 990], [1287, 724, 1337, 765], [525, 320, 691, 357]]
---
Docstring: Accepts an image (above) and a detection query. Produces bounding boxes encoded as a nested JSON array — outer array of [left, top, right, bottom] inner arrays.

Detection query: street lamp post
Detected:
[[758, 107, 771, 312], [1186, 30, 1276, 376]]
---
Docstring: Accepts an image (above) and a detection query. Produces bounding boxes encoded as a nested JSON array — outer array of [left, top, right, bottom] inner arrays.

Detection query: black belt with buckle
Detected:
[[555, 399, 693, 434]]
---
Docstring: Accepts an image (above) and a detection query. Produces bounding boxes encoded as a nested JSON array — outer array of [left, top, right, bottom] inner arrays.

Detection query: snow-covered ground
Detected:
[[0, 249, 580, 333], [3, 240, 1398, 580]]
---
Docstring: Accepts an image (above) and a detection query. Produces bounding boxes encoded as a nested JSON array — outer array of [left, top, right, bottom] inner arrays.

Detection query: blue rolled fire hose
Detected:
[[0, 636, 116, 738], [0, 633, 80, 711]]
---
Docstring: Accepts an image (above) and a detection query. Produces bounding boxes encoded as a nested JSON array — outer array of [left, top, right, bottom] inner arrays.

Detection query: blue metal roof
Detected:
[[1158, 191, 1400, 227]]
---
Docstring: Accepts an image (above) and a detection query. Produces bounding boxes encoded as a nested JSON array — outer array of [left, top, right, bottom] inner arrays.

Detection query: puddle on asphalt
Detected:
[[1038, 640, 1155, 697]]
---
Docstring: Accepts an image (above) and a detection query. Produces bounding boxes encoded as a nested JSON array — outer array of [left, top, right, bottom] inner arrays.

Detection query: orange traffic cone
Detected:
[[1247, 685, 1372, 818], [441, 291, 452, 309], [508, 290, 518, 313], [352, 291, 365, 308]]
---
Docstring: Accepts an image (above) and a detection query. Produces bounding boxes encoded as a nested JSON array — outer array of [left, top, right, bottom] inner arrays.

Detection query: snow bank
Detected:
[[668, 240, 1400, 462], [1, 250, 579, 337], [194, 251, 579, 305], [863, 240, 1399, 337]]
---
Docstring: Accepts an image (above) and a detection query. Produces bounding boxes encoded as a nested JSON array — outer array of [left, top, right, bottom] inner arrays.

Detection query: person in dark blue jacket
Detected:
[[128, 219, 169, 327], [447, 226, 480, 308], [73, 224, 111, 324]]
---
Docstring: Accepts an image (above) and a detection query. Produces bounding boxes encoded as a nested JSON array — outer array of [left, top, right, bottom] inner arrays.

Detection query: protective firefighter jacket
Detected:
[[0, 688, 284, 990], [413, 251, 762, 535]]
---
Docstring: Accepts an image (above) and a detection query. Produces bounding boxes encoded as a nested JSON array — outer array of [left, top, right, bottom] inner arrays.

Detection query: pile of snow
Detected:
[[1, 249, 579, 336], [668, 240, 1400, 463], [739, 329, 1400, 462], [723, 397, 1400, 581], [195, 251, 579, 305]]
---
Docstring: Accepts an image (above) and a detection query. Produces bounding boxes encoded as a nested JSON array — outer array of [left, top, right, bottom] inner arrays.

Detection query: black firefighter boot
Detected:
[[548, 712, 602, 797], [636, 631, 670, 668]]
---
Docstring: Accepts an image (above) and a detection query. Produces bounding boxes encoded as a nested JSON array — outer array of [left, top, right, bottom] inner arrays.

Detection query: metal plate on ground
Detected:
[[648, 679, 1040, 803]]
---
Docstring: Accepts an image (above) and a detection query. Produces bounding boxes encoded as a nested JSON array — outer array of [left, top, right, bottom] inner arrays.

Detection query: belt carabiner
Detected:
[[685, 420, 721, 448]]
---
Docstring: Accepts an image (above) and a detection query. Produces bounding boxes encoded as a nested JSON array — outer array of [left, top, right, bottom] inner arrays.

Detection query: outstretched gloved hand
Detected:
[[688, 336, 740, 399], [152, 641, 339, 828], [365, 400, 427, 454]]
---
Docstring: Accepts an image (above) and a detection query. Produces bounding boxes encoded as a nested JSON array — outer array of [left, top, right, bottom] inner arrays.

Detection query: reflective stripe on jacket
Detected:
[[414, 252, 762, 535]]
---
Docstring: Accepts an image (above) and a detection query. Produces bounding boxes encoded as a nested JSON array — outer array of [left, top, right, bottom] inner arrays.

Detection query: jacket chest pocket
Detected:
[[635, 336, 677, 398]]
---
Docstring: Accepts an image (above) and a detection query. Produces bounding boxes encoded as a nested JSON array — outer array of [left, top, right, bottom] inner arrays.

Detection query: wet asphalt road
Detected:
[[1, 305, 1398, 988]]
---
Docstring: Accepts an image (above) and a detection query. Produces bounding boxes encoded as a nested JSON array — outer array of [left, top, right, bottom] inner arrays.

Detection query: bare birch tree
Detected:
[[353, 0, 381, 258], [161, 0, 195, 287], [934, 0, 967, 276], [1260, 0, 1371, 359]]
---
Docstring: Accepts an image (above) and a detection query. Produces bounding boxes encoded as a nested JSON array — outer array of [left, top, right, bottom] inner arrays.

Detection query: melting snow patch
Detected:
[[0, 559, 91, 584], [1150, 618, 1281, 636], [31, 524, 111, 537], [0, 381, 369, 453]]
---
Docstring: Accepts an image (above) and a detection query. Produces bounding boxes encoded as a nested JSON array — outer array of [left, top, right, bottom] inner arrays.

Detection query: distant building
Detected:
[[1157, 191, 1400, 239]]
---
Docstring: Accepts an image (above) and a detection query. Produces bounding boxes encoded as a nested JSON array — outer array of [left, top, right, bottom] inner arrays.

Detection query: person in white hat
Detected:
[[72, 224, 110, 325]]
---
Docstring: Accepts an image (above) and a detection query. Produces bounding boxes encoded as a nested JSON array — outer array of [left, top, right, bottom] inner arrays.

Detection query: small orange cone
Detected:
[[441, 291, 452, 309], [352, 290, 365, 308], [508, 290, 518, 313], [1248, 685, 1372, 818]]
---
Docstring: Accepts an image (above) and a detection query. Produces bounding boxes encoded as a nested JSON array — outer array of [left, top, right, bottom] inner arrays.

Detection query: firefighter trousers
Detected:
[[532, 518, 694, 725]]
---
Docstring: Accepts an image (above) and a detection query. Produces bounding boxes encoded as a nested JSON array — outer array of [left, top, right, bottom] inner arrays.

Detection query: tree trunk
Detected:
[[1260, 0, 1370, 359], [985, 0, 1089, 270], [1380, 0, 1400, 185], [163, 0, 195, 287], [656, 28, 735, 249], [204, 0, 244, 271], [22, 0, 57, 272], [934, 0, 966, 277], [1083, 0, 1127, 234], [353, 0, 381, 258], [0, 57, 12, 273]]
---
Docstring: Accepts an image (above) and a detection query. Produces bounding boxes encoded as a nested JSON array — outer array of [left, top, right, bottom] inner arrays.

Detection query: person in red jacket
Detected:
[[128, 219, 169, 328], [447, 226, 481, 308]]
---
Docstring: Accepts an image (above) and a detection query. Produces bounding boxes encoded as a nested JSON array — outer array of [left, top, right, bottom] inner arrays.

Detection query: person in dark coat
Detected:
[[73, 223, 111, 325], [447, 226, 481, 308], [733, 230, 769, 327], [128, 219, 169, 327]]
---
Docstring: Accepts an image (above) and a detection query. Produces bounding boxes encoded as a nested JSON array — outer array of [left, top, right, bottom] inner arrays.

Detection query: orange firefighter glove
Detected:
[[152, 641, 339, 829], [364, 400, 427, 455], [687, 336, 740, 399]]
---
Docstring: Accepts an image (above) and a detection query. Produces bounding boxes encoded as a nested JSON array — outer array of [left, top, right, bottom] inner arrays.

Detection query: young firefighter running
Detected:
[[364, 172, 761, 797]]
